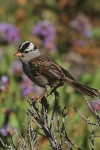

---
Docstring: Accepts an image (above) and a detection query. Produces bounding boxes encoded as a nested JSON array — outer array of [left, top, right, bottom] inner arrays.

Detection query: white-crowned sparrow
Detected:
[[14, 41, 100, 100]]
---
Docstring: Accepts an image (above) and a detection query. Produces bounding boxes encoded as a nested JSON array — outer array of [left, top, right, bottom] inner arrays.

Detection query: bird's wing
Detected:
[[60, 67, 76, 81], [28, 55, 65, 80]]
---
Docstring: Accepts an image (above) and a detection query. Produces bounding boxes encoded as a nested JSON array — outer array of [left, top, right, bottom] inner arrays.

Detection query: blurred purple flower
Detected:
[[0, 75, 8, 91], [9, 60, 23, 77], [90, 100, 100, 111], [0, 22, 20, 44], [21, 75, 42, 98], [32, 20, 56, 50], [69, 14, 92, 38], [0, 109, 13, 136], [0, 124, 9, 136]]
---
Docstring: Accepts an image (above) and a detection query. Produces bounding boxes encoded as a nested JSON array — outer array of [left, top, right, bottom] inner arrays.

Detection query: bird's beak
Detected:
[[13, 52, 22, 57]]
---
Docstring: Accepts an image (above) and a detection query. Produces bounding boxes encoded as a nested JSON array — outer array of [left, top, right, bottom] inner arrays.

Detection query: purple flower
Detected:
[[32, 20, 56, 50], [69, 14, 92, 38], [9, 60, 23, 77], [0, 22, 20, 44], [0, 75, 8, 91], [90, 100, 100, 111], [0, 109, 13, 136], [0, 124, 9, 136], [21, 75, 42, 98]]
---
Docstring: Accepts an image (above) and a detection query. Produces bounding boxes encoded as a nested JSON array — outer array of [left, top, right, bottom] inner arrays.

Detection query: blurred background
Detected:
[[0, 0, 100, 149]]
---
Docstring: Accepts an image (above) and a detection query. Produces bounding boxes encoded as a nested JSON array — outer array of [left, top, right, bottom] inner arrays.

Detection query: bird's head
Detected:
[[14, 41, 40, 62]]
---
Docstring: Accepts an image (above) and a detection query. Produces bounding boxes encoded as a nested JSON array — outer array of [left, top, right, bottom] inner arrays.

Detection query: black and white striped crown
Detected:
[[19, 41, 37, 53]]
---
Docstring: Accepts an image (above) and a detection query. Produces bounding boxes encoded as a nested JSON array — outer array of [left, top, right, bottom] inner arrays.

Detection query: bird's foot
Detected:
[[30, 96, 41, 102], [28, 97, 40, 109], [30, 93, 46, 103]]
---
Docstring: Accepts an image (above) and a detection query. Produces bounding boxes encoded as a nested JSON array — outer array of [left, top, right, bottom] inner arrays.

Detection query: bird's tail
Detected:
[[66, 79, 100, 98]]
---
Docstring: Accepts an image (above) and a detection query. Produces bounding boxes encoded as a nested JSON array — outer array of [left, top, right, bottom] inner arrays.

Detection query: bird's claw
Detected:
[[30, 97, 40, 102]]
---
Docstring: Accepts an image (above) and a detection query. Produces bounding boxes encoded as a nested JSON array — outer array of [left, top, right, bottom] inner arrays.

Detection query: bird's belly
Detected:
[[33, 75, 48, 88]]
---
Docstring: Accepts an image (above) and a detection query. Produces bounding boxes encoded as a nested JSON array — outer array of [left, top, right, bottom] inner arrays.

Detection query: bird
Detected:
[[14, 41, 100, 101]]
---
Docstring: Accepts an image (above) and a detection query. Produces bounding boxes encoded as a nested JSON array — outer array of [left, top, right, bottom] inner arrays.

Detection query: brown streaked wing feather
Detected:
[[61, 67, 76, 81], [29, 55, 65, 79]]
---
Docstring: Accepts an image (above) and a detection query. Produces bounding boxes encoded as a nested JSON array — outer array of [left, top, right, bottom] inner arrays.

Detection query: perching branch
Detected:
[[27, 90, 81, 150], [0, 91, 100, 150]]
